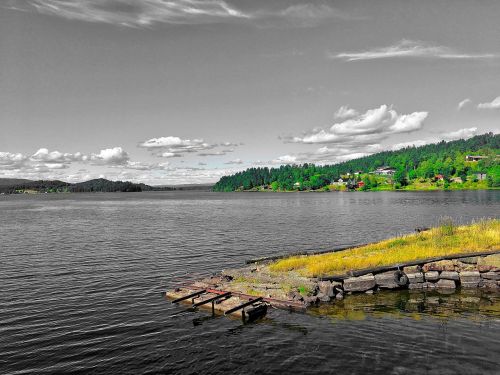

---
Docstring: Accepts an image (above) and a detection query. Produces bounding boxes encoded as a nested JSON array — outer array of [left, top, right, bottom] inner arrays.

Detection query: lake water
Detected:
[[1, 190, 499, 374]]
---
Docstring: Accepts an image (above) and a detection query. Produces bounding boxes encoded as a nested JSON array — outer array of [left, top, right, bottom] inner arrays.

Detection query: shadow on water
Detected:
[[309, 289, 500, 322]]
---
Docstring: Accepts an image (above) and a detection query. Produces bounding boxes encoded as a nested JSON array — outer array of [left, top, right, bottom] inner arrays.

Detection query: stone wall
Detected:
[[303, 254, 499, 306]]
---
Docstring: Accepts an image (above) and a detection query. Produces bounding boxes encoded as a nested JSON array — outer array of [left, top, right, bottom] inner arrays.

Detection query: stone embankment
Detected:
[[297, 254, 499, 306]]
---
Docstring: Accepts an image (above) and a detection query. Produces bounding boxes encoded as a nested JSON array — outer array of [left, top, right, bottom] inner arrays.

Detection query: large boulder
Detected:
[[403, 265, 421, 273], [481, 271, 500, 281], [460, 271, 481, 288], [318, 281, 336, 297], [407, 272, 424, 284], [343, 274, 376, 292], [436, 279, 456, 289], [374, 271, 401, 289], [424, 271, 439, 281], [439, 271, 459, 281], [422, 260, 455, 272]]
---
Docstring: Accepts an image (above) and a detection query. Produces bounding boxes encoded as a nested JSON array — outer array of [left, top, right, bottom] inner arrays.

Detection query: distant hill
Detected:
[[0, 178, 167, 194], [213, 132, 500, 191]]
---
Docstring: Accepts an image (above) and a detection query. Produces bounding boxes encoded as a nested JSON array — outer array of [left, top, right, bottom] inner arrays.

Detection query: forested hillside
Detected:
[[0, 178, 160, 194], [213, 133, 500, 192]]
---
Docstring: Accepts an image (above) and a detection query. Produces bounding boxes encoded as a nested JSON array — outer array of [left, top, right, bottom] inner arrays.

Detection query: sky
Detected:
[[1, 0, 499, 185]]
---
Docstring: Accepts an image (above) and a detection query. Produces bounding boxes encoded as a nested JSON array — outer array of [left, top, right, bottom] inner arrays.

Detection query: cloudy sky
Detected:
[[1, 0, 499, 185]]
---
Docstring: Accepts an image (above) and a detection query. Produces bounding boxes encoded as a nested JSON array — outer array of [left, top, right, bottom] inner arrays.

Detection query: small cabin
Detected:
[[373, 166, 396, 176], [465, 155, 487, 162]]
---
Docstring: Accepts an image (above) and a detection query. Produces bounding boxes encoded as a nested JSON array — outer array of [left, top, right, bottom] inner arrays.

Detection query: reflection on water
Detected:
[[310, 289, 500, 322]]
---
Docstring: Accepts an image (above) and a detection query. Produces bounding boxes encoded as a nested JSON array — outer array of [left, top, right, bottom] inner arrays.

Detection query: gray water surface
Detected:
[[1, 191, 499, 374]]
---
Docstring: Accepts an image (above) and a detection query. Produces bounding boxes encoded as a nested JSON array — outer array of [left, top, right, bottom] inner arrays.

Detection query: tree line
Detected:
[[212, 133, 500, 191]]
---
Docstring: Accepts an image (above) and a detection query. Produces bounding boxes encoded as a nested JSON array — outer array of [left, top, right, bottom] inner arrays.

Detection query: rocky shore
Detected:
[[316, 255, 499, 306], [166, 252, 499, 314], [211, 253, 500, 308]]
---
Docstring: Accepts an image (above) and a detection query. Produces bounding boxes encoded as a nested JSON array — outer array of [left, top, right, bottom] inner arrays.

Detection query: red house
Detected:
[[357, 181, 365, 188], [435, 174, 444, 181]]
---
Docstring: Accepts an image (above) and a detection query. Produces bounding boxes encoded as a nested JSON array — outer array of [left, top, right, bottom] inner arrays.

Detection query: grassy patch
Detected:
[[268, 219, 500, 277]]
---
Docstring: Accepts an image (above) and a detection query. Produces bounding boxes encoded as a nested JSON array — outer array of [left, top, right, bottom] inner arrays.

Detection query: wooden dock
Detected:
[[165, 286, 305, 322]]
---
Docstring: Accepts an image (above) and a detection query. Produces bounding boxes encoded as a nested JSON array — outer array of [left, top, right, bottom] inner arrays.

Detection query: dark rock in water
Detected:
[[424, 271, 439, 281], [436, 279, 456, 289], [440, 271, 459, 281], [375, 271, 401, 289], [318, 281, 336, 297], [343, 274, 376, 292], [331, 281, 343, 293], [317, 292, 331, 302]]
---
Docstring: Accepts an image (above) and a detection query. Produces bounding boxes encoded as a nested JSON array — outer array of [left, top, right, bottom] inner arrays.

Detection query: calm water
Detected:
[[1, 190, 499, 374]]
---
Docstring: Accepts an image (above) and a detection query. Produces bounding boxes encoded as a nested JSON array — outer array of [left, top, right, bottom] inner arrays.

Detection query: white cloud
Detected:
[[333, 40, 497, 62], [272, 155, 298, 164], [333, 106, 359, 120], [477, 96, 500, 109], [224, 158, 243, 165], [30, 148, 87, 163], [457, 98, 471, 110], [18, 1, 343, 28], [0, 152, 28, 170], [441, 127, 478, 140], [288, 105, 428, 145], [391, 140, 430, 150], [90, 147, 130, 165], [139, 136, 238, 157], [25, 0, 250, 27]]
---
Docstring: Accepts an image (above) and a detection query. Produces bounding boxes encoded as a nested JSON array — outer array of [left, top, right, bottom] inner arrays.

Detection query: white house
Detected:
[[373, 166, 396, 176]]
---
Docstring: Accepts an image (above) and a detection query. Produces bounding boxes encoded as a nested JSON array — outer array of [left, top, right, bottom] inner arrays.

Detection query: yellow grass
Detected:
[[269, 219, 500, 277]]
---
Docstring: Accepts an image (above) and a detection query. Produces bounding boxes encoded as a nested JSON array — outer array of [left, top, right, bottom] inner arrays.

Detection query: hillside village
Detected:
[[213, 133, 500, 192]]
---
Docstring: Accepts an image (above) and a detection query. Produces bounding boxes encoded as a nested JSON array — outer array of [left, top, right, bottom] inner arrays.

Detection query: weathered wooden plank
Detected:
[[191, 292, 232, 308], [171, 289, 206, 304], [224, 297, 263, 315]]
